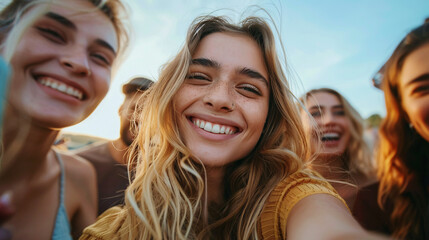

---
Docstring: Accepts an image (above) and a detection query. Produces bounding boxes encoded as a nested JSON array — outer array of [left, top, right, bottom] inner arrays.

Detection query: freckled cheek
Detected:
[[245, 102, 268, 132]]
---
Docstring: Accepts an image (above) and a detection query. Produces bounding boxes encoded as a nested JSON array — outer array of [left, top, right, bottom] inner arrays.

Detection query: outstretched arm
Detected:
[[287, 194, 390, 240]]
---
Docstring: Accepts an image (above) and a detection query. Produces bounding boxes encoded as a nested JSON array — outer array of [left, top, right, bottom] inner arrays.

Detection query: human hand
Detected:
[[0, 192, 14, 240]]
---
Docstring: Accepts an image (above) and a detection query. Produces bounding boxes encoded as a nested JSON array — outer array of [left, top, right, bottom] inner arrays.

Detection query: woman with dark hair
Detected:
[[0, 0, 129, 239]]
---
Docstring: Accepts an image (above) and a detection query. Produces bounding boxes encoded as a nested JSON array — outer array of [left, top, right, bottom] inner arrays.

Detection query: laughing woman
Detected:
[[81, 15, 387, 239], [0, 0, 128, 239], [299, 88, 376, 208]]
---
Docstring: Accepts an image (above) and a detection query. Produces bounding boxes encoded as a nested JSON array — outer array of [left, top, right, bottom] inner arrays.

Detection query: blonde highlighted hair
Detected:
[[377, 19, 429, 240], [114, 15, 310, 239], [300, 88, 375, 179]]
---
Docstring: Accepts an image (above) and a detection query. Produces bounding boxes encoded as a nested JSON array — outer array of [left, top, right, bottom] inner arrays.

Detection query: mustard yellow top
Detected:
[[80, 169, 345, 240], [258, 168, 346, 240]]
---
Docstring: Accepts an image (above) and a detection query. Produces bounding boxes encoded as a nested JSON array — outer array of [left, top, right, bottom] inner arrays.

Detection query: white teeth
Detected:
[[192, 118, 236, 135], [204, 122, 213, 132], [220, 126, 225, 134], [37, 76, 83, 100], [323, 132, 339, 138], [212, 124, 220, 133]]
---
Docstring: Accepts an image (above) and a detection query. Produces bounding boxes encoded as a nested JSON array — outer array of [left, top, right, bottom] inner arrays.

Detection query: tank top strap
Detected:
[[52, 150, 73, 240]]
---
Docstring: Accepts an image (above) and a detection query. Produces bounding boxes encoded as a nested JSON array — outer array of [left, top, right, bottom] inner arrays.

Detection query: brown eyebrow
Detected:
[[308, 104, 343, 110], [45, 12, 117, 56], [46, 12, 76, 30], [191, 58, 268, 86], [191, 58, 220, 68], [95, 39, 117, 56], [309, 105, 323, 111], [405, 73, 429, 87], [239, 67, 268, 86]]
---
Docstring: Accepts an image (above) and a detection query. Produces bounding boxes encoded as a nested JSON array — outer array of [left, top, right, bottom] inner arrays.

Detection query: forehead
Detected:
[[306, 91, 341, 108], [193, 32, 268, 78], [400, 43, 429, 88]]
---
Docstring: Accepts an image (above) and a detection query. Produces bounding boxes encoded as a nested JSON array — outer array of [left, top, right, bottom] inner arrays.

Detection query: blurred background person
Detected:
[[354, 18, 429, 239], [0, 0, 129, 239], [75, 77, 154, 215], [300, 88, 376, 208]]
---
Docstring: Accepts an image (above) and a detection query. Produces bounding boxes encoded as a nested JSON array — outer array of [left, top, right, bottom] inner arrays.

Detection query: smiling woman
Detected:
[[80, 14, 387, 240], [299, 88, 376, 208], [0, 0, 129, 239]]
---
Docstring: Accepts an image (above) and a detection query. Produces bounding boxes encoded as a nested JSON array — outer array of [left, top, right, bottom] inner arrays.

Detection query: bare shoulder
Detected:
[[60, 151, 96, 182], [58, 151, 97, 202]]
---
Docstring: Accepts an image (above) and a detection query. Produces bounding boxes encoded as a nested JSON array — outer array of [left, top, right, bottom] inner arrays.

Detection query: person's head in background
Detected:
[[377, 18, 429, 240], [300, 88, 374, 178], [119, 77, 154, 146], [0, 0, 129, 129]]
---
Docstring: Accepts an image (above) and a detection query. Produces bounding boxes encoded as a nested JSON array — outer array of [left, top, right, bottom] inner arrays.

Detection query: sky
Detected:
[[63, 0, 429, 140]]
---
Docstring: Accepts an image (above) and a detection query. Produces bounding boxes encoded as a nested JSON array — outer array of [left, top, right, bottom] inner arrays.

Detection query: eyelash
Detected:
[[91, 53, 110, 65], [187, 73, 210, 81], [413, 85, 429, 95], [36, 26, 65, 42], [238, 84, 262, 95]]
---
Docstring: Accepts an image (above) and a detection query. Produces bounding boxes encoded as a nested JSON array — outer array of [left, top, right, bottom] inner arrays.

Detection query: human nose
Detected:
[[321, 112, 335, 125], [60, 50, 91, 77], [203, 81, 235, 112]]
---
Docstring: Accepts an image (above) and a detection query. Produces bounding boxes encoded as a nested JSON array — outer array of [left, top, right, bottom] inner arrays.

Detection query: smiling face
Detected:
[[302, 91, 351, 156], [173, 32, 270, 169], [5, 0, 117, 129], [400, 43, 429, 143]]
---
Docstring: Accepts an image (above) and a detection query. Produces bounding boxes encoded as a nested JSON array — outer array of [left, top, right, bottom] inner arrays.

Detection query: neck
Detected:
[[108, 138, 129, 164], [205, 167, 225, 205], [1, 110, 59, 182]]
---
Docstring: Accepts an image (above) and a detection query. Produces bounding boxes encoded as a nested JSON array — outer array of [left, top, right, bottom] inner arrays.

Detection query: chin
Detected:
[[318, 150, 345, 159]]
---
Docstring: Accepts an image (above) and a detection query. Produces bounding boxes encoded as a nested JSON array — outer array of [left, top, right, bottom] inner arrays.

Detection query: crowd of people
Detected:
[[0, 0, 428, 239]]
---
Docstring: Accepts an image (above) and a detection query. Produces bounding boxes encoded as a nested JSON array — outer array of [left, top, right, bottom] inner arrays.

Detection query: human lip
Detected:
[[321, 131, 341, 142], [188, 115, 242, 135], [33, 74, 86, 100]]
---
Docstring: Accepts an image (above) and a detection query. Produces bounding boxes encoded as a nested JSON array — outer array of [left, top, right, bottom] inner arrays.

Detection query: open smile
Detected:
[[34, 75, 85, 100], [189, 117, 240, 135]]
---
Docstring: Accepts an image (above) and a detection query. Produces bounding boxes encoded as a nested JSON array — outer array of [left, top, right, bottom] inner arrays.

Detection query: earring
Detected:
[[409, 123, 414, 129]]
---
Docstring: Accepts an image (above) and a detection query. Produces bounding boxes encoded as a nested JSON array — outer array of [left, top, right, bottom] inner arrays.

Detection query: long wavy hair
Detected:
[[300, 88, 375, 179], [112, 15, 310, 239], [377, 19, 429, 240]]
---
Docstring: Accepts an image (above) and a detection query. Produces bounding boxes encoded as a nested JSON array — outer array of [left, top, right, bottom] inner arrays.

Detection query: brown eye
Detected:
[[310, 111, 321, 117]]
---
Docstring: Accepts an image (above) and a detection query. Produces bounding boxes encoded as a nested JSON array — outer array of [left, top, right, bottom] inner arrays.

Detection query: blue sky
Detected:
[[64, 0, 429, 139]]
